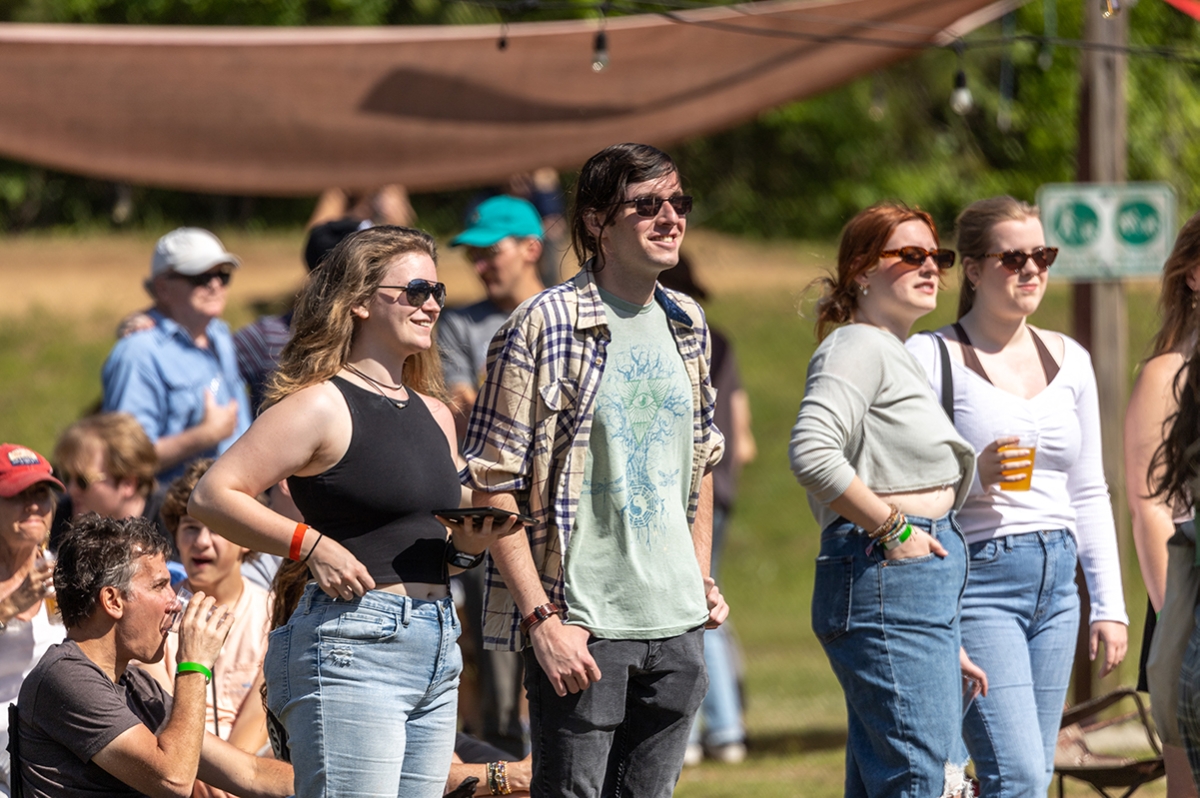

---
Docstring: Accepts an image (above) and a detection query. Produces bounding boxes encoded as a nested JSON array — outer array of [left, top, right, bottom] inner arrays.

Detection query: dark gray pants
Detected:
[[524, 627, 707, 798]]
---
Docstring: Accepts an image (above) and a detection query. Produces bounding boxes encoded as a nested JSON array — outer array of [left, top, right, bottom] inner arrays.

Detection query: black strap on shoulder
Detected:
[[9, 703, 24, 798], [922, 331, 954, 424]]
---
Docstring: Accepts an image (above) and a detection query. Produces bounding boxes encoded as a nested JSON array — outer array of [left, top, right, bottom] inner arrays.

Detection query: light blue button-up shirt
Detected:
[[101, 309, 252, 483]]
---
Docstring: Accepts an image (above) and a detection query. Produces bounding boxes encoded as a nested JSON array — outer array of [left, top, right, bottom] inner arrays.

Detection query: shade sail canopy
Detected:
[[0, 0, 1007, 195]]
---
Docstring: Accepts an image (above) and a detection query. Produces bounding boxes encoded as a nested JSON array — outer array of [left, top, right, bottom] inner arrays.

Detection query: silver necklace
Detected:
[[344, 363, 409, 409]]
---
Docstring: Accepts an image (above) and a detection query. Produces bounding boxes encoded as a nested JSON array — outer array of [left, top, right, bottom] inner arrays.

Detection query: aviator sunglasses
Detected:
[[377, 279, 447, 309], [984, 247, 1058, 272], [171, 269, 233, 288], [880, 246, 957, 271], [618, 195, 694, 218]]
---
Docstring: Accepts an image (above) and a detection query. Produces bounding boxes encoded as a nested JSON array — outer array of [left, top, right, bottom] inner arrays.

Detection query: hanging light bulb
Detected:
[[498, 22, 508, 51], [1101, 0, 1120, 18], [950, 69, 973, 116], [592, 29, 609, 72]]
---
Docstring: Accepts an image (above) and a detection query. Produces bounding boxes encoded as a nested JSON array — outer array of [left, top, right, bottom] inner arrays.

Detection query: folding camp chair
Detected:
[[1054, 688, 1165, 798]]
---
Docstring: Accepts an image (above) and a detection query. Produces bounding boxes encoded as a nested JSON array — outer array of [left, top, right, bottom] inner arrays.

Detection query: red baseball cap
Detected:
[[0, 444, 64, 498]]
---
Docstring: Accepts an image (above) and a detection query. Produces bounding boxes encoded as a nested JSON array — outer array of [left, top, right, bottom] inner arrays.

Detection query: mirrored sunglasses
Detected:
[[377, 279, 447, 309], [880, 246, 957, 271], [171, 269, 233, 288], [620, 195, 694, 218], [985, 247, 1059, 272]]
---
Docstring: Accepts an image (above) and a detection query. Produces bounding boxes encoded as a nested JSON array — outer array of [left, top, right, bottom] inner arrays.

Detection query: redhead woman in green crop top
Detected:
[[189, 226, 519, 798], [790, 203, 982, 798]]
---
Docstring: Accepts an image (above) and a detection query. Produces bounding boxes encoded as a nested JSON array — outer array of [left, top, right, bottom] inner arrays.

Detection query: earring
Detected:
[[1192, 291, 1197, 310], [860, 285, 869, 296]]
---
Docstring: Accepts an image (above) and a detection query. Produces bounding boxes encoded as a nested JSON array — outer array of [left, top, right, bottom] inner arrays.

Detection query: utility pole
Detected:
[[1072, 0, 1129, 705]]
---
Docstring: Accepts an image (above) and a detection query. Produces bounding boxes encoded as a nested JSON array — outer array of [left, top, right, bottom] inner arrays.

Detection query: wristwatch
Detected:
[[445, 541, 486, 570]]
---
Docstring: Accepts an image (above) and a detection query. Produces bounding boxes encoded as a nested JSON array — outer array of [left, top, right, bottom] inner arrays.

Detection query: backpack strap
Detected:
[[922, 331, 954, 424]]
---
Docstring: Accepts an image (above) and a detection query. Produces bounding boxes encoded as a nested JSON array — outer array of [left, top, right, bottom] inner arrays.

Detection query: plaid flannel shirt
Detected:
[[461, 269, 725, 651]]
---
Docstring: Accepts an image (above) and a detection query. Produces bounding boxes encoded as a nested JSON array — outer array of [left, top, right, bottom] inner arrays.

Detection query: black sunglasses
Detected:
[[880, 246, 957, 271], [985, 247, 1059, 272], [618, 195, 694, 218], [377, 279, 447, 309], [170, 269, 233, 288]]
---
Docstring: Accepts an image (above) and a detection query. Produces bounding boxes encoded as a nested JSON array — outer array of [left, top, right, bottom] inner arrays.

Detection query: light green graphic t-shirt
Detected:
[[564, 287, 709, 639]]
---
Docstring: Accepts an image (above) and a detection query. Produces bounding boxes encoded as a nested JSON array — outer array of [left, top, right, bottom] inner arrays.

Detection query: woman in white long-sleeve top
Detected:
[[790, 202, 981, 798], [906, 196, 1127, 798]]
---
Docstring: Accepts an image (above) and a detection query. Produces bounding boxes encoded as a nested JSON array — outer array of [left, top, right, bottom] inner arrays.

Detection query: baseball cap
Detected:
[[450, 196, 544, 248], [0, 444, 64, 498], [150, 228, 241, 279]]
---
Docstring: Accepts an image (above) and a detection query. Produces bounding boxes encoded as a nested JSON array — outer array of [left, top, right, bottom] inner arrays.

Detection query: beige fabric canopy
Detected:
[[0, 0, 1009, 195]]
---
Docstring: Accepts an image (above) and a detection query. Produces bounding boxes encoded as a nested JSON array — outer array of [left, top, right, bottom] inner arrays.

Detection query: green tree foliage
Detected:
[[0, 0, 1197, 237]]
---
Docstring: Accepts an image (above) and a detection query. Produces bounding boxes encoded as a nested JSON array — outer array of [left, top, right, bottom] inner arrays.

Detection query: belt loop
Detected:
[[401, 596, 412, 627], [1004, 535, 1014, 552], [301, 583, 315, 615]]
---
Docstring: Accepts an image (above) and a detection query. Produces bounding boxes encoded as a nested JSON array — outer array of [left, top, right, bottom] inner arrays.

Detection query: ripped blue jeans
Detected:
[[811, 513, 970, 798], [264, 583, 461, 798]]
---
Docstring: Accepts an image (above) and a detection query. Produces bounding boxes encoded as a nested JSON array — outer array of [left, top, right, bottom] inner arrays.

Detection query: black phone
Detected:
[[433, 507, 535, 526]]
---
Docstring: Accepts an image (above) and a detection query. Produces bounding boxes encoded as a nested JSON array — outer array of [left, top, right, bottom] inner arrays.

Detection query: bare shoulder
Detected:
[[1134, 351, 1188, 395], [264, 381, 347, 424], [1028, 325, 1067, 364]]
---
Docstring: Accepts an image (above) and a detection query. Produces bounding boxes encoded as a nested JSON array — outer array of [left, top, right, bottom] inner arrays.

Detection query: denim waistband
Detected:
[[820, 511, 953, 540], [977, 528, 1073, 550], [297, 581, 455, 621]]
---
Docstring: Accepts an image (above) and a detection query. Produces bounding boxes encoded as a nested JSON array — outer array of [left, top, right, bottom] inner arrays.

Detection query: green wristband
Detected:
[[881, 524, 913, 551], [177, 661, 213, 683]]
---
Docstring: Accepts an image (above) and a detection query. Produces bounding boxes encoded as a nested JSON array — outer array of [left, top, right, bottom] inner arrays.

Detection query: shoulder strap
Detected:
[[952, 322, 993, 384], [9, 703, 24, 798], [1028, 328, 1061, 384], [922, 331, 954, 424]]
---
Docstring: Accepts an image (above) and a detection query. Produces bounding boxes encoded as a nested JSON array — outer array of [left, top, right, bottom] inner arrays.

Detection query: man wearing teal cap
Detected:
[[439, 195, 546, 759], [441, 196, 547, 427]]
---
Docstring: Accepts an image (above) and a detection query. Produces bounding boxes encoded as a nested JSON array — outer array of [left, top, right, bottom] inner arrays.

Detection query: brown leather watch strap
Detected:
[[519, 603, 562, 634]]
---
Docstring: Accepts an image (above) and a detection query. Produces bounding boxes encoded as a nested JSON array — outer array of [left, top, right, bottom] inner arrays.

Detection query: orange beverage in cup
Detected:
[[997, 432, 1038, 491]]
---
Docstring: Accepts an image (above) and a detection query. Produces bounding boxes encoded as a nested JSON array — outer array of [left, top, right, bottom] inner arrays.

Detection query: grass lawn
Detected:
[[0, 230, 1168, 796]]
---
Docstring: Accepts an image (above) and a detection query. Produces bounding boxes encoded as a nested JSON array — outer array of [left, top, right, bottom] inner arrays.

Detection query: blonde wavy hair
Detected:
[[264, 226, 448, 407]]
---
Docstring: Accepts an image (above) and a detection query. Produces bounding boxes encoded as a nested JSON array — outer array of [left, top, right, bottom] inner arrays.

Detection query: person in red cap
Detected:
[[0, 443, 63, 794]]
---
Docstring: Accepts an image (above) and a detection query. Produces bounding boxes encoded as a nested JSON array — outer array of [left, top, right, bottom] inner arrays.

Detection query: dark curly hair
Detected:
[[55, 513, 172, 629]]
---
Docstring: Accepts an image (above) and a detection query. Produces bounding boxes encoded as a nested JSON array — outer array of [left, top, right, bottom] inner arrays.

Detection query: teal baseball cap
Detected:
[[450, 196, 544, 247]]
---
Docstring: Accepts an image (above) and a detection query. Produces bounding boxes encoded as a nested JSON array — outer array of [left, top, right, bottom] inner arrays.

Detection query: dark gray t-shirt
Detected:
[[18, 640, 172, 798], [436, 299, 509, 390]]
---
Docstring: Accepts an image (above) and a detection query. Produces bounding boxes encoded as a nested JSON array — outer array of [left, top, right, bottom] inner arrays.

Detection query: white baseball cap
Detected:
[[150, 228, 241, 278]]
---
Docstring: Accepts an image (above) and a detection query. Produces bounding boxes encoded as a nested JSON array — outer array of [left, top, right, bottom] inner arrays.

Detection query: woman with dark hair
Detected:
[[189, 226, 519, 797], [1134, 211, 1200, 794], [907, 196, 1127, 797], [790, 203, 980, 798]]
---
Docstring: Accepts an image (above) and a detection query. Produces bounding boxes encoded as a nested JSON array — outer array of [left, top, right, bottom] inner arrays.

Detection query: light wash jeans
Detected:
[[264, 584, 462, 798], [811, 513, 969, 798], [689, 507, 745, 749], [960, 530, 1080, 798]]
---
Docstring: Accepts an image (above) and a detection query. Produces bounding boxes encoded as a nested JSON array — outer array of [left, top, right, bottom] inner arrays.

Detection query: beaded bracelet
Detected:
[[879, 523, 913, 551], [868, 505, 901, 540], [486, 761, 512, 795]]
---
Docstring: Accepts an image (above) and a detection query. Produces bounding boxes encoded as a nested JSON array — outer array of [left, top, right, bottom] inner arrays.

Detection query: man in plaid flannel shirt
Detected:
[[462, 143, 729, 797]]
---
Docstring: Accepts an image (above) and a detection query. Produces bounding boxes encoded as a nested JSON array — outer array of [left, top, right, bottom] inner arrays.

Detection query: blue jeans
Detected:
[[689, 506, 745, 749], [811, 513, 969, 798], [264, 584, 462, 798], [960, 530, 1080, 797], [524, 628, 707, 798]]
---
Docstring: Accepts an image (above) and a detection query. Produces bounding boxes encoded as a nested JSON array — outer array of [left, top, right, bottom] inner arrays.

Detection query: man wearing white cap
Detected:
[[101, 228, 251, 483]]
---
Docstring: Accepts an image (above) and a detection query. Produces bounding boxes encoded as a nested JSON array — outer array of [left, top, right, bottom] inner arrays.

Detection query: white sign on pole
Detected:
[[1036, 182, 1176, 280]]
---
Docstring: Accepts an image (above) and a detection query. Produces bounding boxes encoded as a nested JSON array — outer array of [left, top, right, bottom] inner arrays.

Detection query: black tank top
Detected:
[[287, 377, 461, 585]]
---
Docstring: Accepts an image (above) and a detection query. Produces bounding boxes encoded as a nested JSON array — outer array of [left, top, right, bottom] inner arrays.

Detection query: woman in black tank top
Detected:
[[189, 227, 519, 798]]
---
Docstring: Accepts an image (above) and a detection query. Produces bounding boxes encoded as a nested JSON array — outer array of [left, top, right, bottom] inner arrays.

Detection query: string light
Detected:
[[592, 28, 609, 70], [950, 41, 972, 116], [498, 20, 508, 49]]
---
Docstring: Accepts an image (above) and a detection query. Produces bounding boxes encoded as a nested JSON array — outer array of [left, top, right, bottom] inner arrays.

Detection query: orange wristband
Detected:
[[289, 523, 309, 561]]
